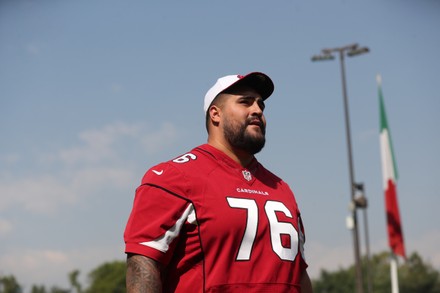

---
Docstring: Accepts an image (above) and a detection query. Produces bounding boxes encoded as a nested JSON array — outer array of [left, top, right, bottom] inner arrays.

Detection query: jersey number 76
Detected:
[[226, 197, 299, 262]]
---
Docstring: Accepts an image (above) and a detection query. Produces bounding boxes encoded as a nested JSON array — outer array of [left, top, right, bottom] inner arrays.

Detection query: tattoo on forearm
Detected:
[[126, 254, 162, 293]]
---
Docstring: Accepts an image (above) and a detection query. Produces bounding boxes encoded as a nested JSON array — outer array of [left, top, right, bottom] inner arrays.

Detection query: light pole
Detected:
[[354, 182, 373, 293], [311, 43, 370, 293]]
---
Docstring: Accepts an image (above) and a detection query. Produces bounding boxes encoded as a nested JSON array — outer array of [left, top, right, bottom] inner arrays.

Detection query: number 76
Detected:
[[226, 197, 300, 262]]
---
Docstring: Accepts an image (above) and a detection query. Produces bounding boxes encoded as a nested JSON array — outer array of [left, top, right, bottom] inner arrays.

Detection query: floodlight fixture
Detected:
[[347, 46, 370, 57], [311, 54, 335, 62]]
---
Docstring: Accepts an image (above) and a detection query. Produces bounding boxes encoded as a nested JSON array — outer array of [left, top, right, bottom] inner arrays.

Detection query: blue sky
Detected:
[[1, 0, 439, 290]]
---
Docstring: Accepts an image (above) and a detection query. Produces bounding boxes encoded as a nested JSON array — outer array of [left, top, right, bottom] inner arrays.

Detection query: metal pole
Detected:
[[390, 253, 400, 293], [338, 50, 364, 293], [363, 207, 373, 293]]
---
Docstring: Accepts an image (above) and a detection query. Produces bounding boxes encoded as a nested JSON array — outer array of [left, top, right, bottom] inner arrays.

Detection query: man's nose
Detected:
[[250, 101, 263, 115]]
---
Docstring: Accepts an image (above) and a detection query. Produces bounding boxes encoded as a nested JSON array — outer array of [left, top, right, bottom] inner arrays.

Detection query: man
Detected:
[[124, 72, 313, 293]]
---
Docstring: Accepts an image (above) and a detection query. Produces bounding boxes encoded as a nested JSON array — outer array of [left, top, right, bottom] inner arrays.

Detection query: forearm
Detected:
[[126, 253, 163, 293]]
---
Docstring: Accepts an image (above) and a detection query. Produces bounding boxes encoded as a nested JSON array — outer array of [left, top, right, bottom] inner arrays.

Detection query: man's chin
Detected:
[[246, 127, 265, 137], [249, 133, 265, 143]]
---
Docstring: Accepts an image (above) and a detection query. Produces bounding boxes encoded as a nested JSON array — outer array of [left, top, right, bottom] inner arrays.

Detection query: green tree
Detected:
[[48, 287, 69, 293], [0, 275, 22, 293], [84, 260, 125, 293], [68, 270, 81, 293], [30, 285, 47, 293], [366, 251, 392, 292], [400, 253, 440, 293], [312, 251, 440, 293], [312, 266, 355, 293], [28, 277, 71, 293]]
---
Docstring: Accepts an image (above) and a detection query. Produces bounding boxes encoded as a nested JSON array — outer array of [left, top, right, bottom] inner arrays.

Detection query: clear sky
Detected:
[[1, 0, 439, 290]]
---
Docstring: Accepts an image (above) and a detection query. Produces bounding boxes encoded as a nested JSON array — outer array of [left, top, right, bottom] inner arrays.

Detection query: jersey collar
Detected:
[[196, 144, 259, 184]]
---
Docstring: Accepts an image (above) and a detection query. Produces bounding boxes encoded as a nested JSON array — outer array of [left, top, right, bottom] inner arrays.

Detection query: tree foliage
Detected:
[[0, 275, 21, 293], [313, 251, 440, 293], [84, 260, 125, 293], [30, 285, 46, 293], [29, 285, 69, 293], [2, 260, 125, 293], [68, 270, 81, 293], [399, 253, 440, 293]]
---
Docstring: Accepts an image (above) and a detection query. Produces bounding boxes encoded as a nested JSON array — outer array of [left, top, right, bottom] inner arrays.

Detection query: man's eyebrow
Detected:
[[238, 95, 262, 100]]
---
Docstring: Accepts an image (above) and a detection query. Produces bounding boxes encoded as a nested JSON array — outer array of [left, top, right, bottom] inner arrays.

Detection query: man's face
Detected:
[[220, 86, 267, 154]]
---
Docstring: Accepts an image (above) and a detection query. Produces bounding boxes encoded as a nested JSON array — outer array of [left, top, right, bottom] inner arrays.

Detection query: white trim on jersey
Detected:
[[298, 216, 306, 261], [140, 203, 196, 253]]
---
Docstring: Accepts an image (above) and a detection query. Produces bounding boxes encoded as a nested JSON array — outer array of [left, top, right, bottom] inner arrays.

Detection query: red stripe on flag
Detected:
[[385, 179, 406, 258]]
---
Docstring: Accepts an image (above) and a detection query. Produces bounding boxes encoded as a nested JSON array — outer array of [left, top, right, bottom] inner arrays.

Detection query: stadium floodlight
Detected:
[[311, 54, 335, 62], [311, 43, 370, 293], [347, 46, 370, 57]]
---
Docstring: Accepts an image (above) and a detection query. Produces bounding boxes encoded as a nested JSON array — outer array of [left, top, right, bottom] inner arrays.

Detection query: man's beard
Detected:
[[223, 117, 266, 155]]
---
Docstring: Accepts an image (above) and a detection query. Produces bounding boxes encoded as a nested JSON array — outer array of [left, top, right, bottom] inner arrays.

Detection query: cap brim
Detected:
[[221, 72, 274, 100]]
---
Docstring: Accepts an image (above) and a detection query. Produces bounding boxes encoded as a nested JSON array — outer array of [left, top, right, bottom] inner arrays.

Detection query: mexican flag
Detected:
[[378, 75, 406, 258]]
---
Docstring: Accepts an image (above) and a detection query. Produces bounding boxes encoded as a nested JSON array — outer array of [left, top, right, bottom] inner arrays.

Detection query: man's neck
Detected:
[[207, 138, 254, 167]]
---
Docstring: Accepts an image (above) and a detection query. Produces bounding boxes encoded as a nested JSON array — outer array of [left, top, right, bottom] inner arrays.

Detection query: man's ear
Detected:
[[209, 105, 221, 125]]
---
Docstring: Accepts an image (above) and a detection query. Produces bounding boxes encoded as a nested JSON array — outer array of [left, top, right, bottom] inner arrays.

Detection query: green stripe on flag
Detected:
[[379, 83, 399, 180]]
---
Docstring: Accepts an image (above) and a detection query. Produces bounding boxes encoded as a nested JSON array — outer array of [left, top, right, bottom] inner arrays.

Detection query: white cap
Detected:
[[203, 72, 274, 113]]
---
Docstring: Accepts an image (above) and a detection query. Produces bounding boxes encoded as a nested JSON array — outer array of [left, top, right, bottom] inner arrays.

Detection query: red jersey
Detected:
[[124, 144, 307, 292]]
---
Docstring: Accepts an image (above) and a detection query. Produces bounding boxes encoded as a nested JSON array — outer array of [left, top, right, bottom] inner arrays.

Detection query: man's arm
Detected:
[[300, 269, 313, 293], [126, 253, 163, 293]]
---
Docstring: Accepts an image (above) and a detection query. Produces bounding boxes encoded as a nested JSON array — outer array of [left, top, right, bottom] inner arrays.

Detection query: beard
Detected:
[[223, 116, 266, 155]]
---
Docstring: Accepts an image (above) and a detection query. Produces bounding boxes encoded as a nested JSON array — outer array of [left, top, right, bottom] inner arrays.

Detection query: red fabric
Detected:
[[385, 179, 406, 258]]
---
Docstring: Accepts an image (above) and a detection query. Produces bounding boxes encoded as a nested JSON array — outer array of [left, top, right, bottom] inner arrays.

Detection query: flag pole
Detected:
[[390, 252, 399, 293], [377, 73, 405, 293]]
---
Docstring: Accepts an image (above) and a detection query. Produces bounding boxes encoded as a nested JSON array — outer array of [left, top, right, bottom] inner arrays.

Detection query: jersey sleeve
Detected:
[[141, 161, 192, 197], [124, 164, 193, 265]]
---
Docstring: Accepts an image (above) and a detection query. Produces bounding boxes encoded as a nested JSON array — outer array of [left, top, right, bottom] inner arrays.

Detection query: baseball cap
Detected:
[[204, 72, 274, 113]]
